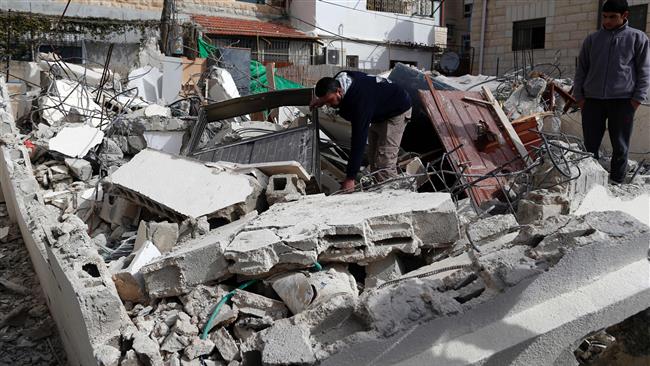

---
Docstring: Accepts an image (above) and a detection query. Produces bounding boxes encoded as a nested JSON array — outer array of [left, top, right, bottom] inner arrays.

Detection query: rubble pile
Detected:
[[1, 42, 649, 366]]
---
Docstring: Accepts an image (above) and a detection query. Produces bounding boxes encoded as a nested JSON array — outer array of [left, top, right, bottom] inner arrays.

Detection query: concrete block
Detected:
[[260, 323, 316, 366], [49, 125, 105, 158], [364, 253, 405, 289], [184, 337, 215, 360], [109, 149, 263, 221], [132, 331, 163, 365], [265, 174, 306, 205], [517, 192, 568, 224], [466, 214, 519, 243], [95, 344, 121, 366], [134, 220, 179, 253], [211, 327, 240, 362], [271, 265, 358, 314], [231, 289, 289, 320], [112, 240, 161, 303], [64, 158, 92, 181], [160, 332, 191, 353], [142, 213, 255, 298], [225, 191, 459, 276], [100, 194, 141, 227]]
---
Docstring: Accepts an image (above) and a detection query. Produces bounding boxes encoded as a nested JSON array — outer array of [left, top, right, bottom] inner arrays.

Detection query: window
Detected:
[[628, 4, 648, 32], [346, 55, 359, 68], [464, 3, 473, 18], [512, 18, 546, 51]]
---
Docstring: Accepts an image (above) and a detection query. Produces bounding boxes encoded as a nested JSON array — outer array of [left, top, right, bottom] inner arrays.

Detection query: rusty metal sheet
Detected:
[[419, 89, 526, 207]]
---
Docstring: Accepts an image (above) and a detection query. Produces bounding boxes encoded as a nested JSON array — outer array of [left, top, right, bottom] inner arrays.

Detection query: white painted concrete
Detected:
[[290, 0, 442, 70], [48, 125, 104, 158], [109, 149, 258, 218], [574, 185, 650, 227]]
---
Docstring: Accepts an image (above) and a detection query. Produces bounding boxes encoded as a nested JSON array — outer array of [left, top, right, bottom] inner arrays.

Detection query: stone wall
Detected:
[[471, 0, 650, 77]]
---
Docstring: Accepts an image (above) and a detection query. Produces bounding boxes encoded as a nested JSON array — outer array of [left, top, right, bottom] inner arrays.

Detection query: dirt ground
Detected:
[[0, 203, 67, 366]]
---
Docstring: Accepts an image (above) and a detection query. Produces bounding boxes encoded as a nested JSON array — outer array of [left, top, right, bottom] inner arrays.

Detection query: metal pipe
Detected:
[[478, 0, 488, 75]]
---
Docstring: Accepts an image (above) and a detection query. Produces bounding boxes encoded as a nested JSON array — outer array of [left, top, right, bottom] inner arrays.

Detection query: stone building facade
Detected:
[[469, 0, 650, 77]]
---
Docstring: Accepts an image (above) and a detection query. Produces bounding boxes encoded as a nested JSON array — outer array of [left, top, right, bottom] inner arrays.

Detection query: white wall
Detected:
[[311, 0, 438, 44], [290, 0, 440, 70], [333, 40, 432, 70]]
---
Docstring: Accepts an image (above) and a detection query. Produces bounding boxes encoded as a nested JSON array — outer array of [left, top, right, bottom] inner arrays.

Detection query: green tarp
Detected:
[[198, 37, 304, 95], [249, 60, 304, 94]]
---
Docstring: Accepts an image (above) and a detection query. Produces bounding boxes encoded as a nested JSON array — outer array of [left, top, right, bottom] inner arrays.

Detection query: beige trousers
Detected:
[[367, 108, 411, 182]]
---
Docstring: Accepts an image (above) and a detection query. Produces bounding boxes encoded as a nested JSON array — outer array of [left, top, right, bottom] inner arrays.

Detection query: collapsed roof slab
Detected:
[[141, 212, 257, 299], [109, 148, 263, 221], [318, 211, 650, 366], [225, 191, 460, 276]]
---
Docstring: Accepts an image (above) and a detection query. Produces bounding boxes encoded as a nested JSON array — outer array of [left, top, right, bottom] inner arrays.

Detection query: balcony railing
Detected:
[[366, 0, 439, 17]]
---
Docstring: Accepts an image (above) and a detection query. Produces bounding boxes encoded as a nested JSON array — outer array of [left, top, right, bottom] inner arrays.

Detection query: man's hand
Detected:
[[631, 99, 641, 110], [341, 178, 356, 193], [309, 97, 323, 109], [577, 99, 585, 109]]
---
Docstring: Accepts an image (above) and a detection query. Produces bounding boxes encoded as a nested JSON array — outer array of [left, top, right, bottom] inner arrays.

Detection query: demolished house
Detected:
[[0, 33, 649, 366]]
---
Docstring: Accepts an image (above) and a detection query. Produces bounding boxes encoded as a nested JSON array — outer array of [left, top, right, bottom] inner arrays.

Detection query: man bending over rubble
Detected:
[[574, 0, 650, 184], [311, 72, 412, 192]]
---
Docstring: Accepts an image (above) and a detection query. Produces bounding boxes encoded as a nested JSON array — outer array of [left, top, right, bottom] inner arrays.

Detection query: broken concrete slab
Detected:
[[265, 174, 306, 205], [39, 79, 104, 127], [319, 211, 650, 366], [142, 213, 255, 298], [574, 185, 649, 227], [271, 265, 358, 314], [48, 125, 104, 158], [466, 214, 518, 243], [109, 149, 263, 221], [225, 191, 459, 276], [231, 289, 289, 320]]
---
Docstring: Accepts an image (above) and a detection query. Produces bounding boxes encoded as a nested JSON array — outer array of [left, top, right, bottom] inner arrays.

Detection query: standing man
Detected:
[[311, 71, 412, 192], [573, 0, 650, 184]]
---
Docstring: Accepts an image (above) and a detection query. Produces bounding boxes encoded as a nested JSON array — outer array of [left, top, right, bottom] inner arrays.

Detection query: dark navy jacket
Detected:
[[335, 71, 411, 178]]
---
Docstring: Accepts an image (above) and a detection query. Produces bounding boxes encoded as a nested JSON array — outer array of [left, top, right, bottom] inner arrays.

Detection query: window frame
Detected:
[[512, 18, 546, 51]]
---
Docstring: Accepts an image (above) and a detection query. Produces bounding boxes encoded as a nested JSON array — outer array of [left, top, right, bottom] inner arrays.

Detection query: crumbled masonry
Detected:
[[1, 45, 649, 366]]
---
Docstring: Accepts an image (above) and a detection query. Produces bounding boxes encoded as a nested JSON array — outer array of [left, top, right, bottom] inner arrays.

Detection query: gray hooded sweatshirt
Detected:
[[574, 21, 650, 103]]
